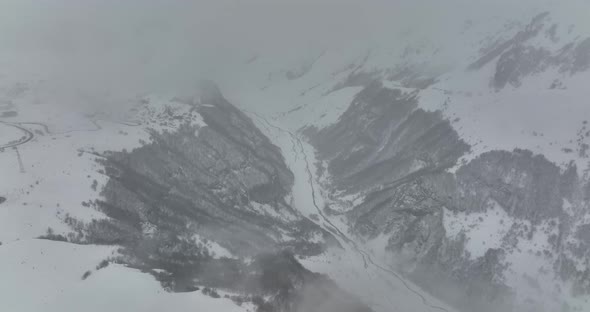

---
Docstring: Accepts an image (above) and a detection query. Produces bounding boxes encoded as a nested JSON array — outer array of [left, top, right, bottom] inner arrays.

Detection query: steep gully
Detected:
[[243, 109, 451, 312]]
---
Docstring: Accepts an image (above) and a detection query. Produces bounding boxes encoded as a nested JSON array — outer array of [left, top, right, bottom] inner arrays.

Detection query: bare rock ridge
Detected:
[[307, 81, 469, 191], [469, 12, 590, 90], [58, 82, 369, 312], [306, 82, 590, 311]]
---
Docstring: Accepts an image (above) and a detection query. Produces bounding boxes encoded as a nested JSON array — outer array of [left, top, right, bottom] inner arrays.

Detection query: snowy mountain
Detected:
[[0, 80, 373, 311], [1, 1, 590, 312], [215, 2, 590, 311]]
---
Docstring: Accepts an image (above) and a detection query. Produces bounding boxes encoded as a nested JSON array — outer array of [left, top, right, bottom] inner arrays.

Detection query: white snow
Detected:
[[245, 107, 456, 312], [192, 234, 235, 259], [0, 87, 207, 244], [418, 81, 590, 172], [0, 239, 251, 312], [292, 86, 363, 130], [443, 202, 514, 259], [443, 201, 590, 312], [1, 1, 590, 311], [0, 123, 25, 145], [301, 247, 455, 312]]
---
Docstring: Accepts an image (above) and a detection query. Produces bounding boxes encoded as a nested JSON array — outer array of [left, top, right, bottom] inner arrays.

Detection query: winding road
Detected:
[[0, 117, 142, 150], [0, 121, 34, 150], [245, 109, 452, 312]]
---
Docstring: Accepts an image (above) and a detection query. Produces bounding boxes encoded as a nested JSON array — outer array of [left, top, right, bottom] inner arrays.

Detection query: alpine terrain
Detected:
[[1, 1, 589, 312]]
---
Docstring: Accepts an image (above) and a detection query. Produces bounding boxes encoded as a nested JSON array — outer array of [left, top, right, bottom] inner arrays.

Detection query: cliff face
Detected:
[[56, 83, 368, 312], [307, 82, 590, 311], [88, 83, 321, 253], [309, 82, 469, 192]]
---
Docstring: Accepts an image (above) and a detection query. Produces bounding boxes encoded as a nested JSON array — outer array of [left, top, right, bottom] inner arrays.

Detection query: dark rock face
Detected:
[[307, 83, 590, 310], [248, 251, 373, 312], [307, 83, 500, 309], [60, 83, 369, 311], [309, 82, 469, 192], [468, 12, 550, 72], [0, 196, 6, 204], [0, 111, 17, 118], [384, 63, 439, 90], [468, 12, 590, 90], [89, 88, 321, 256], [571, 38, 590, 72], [455, 149, 564, 221], [493, 45, 551, 89]]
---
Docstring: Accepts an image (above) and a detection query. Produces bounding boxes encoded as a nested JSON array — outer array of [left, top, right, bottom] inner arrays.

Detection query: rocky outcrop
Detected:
[[309, 82, 469, 192], [455, 149, 563, 221], [469, 12, 590, 90], [87, 82, 327, 256], [307, 82, 590, 311], [56, 82, 371, 312]]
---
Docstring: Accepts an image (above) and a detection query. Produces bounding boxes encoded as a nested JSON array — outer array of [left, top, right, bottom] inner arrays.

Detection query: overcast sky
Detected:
[[0, 0, 580, 98]]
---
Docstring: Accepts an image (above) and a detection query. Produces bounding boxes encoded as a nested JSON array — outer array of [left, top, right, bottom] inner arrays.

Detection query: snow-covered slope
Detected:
[[0, 80, 371, 312], [2, 1, 590, 312], [0, 86, 254, 311], [210, 2, 590, 311], [0, 240, 251, 312], [219, 2, 590, 176], [245, 109, 456, 312]]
